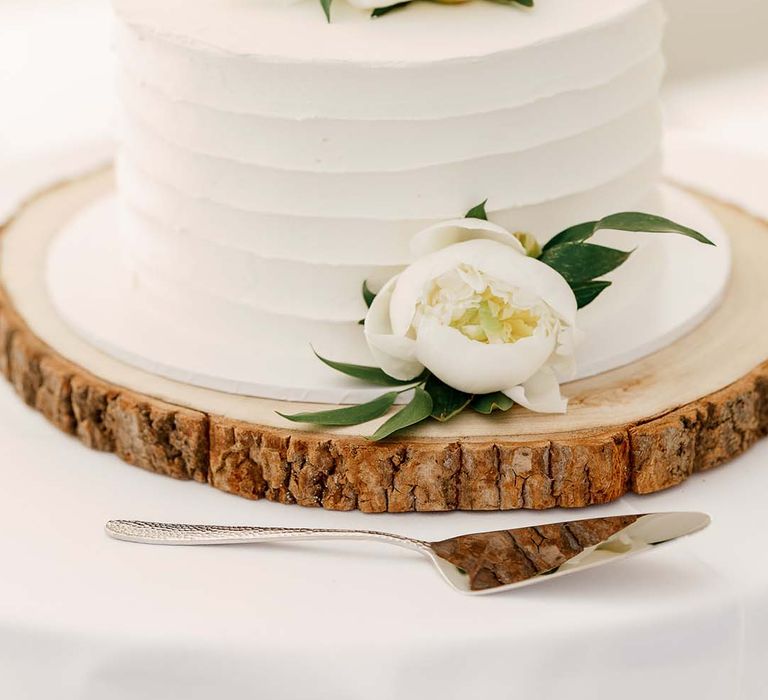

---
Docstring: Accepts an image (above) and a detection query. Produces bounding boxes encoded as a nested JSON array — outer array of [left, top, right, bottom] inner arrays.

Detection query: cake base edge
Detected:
[[2, 173, 767, 513]]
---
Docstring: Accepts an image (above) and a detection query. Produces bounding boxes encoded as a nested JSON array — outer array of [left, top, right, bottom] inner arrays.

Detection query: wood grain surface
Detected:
[[1, 170, 766, 512]]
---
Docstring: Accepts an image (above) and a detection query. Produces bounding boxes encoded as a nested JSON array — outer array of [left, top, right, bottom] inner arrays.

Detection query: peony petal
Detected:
[[388, 247, 466, 336], [366, 332, 422, 380], [504, 366, 568, 414], [364, 275, 425, 381], [390, 238, 578, 341], [449, 240, 578, 326], [549, 352, 577, 382], [389, 238, 577, 337], [410, 218, 526, 258], [414, 318, 556, 395], [549, 325, 579, 380]]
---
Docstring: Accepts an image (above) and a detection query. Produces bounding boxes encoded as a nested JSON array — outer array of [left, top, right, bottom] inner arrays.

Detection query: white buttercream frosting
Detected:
[[108, 0, 668, 398]]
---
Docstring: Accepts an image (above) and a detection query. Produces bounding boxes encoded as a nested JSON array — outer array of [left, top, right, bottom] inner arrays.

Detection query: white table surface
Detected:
[[1, 370, 767, 700], [2, 2, 768, 699]]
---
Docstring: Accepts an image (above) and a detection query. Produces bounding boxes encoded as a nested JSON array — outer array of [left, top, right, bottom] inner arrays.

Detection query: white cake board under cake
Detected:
[[42, 178, 730, 404]]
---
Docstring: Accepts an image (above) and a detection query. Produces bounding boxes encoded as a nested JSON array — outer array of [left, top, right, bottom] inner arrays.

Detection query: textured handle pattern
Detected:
[[105, 520, 429, 552]]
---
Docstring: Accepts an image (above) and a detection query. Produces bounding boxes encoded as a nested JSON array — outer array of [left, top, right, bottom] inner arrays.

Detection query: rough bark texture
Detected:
[[0, 296, 209, 483], [2, 277, 766, 513], [2, 189, 768, 512]]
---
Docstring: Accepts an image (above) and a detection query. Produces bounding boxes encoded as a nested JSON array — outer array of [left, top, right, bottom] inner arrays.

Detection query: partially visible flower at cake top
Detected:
[[364, 219, 577, 413], [319, 0, 534, 22]]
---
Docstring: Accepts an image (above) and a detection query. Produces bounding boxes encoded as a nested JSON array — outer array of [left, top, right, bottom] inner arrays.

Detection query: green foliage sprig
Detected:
[[279, 357, 511, 441], [278, 200, 713, 440], [537, 211, 714, 308]]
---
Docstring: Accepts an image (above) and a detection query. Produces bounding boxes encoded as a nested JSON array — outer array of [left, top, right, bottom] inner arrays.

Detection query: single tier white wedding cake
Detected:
[[46, 0, 729, 409], [114, 0, 663, 319]]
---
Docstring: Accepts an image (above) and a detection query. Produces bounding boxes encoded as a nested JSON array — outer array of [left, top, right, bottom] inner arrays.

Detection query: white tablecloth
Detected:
[[1, 373, 768, 700], [2, 2, 768, 698]]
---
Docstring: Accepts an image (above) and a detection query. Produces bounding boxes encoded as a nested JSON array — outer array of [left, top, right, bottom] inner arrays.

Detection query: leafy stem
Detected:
[[279, 351, 515, 440]]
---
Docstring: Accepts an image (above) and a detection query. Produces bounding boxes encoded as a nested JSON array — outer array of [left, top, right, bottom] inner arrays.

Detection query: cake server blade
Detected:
[[105, 511, 710, 595]]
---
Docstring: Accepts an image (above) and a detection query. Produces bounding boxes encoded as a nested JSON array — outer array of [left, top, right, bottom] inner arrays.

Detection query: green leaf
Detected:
[[369, 387, 433, 441], [362, 281, 376, 308], [487, 0, 534, 6], [543, 212, 714, 253], [465, 199, 488, 221], [471, 392, 515, 415], [319, 0, 332, 22], [542, 221, 598, 252], [278, 391, 398, 427], [371, 1, 411, 17], [424, 375, 472, 422], [538, 242, 632, 286], [314, 350, 424, 386], [571, 280, 612, 309], [596, 212, 715, 246]]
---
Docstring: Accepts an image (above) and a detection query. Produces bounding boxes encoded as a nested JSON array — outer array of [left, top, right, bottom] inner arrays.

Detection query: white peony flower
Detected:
[[364, 219, 579, 414]]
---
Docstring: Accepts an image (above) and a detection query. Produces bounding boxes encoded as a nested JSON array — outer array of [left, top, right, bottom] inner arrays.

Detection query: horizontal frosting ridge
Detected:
[[118, 155, 660, 264], [114, 2, 664, 120], [116, 55, 664, 173]]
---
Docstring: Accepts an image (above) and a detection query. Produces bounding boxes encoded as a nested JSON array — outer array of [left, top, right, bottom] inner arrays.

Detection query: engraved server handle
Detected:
[[105, 520, 429, 553]]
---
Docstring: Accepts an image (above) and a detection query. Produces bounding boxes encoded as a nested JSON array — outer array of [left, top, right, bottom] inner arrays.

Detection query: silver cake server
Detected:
[[105, 512, 709, 595]]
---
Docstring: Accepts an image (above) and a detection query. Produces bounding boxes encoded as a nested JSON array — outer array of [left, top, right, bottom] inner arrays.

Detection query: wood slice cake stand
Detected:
[[2, 168, 767, 513]]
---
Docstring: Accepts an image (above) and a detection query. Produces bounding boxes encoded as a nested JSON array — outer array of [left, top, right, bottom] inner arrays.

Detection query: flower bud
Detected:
[[513, 231, 542, 258]]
